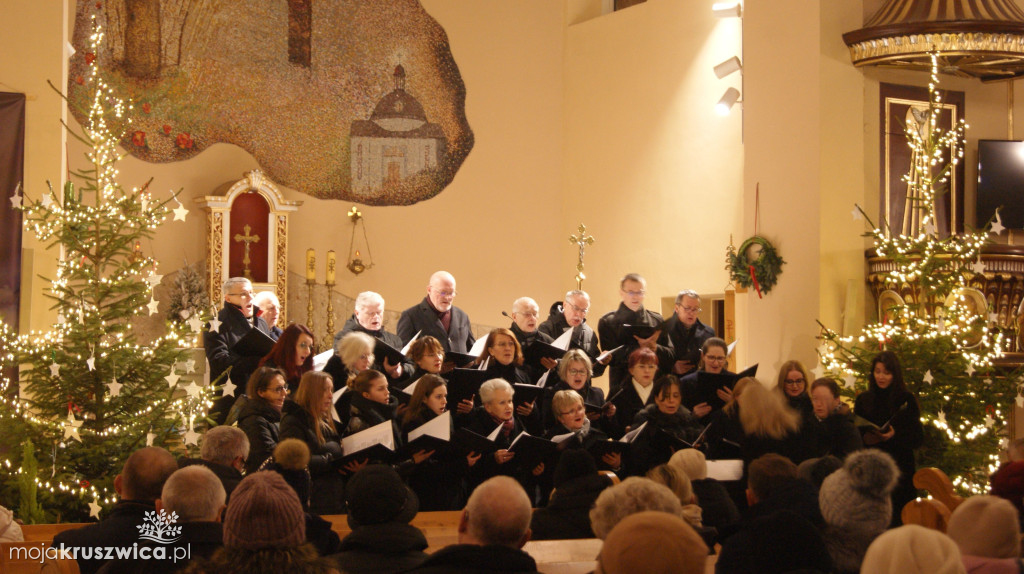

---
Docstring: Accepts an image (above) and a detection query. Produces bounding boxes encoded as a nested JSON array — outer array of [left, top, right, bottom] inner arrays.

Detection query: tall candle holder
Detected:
[[325, 250, 337, 349], [305, 249, 316, 335]]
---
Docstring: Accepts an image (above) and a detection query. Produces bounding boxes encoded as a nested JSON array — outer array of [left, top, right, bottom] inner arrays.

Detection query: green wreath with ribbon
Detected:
[[727, 236, 785, 297]]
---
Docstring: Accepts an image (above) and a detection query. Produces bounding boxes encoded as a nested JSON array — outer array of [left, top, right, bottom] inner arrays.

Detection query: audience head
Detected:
[[699, 337, 728, 374], [776, 360, 810, 399], [673, 290, 702, 328], [116, 446, 178, 502], [404, 374, 448, 424], [868, 350, 907, 393], [619, 273, 647, 311], [511, 297, 541, 333], [159, 465, 226, 523], [737, 378, 801, 439], [351, 369, 389, 404], [810, 377, 843, 419], [293, 371, 336, 444], [797, 455, 842, 490], [260, 323, 314, 381], [746, 453, 798, 505], [222, 277, 255, 318], [223, 471, 305, 551], [480, 378, 515, 421], [947, 495, 1021, 559], [558, 349, 593, 390], [1007, 437, 1024, 462], [562, 289, 591, 327], [407, 335, 445, 374], [251, 291, 281, 328], [268, 439, 311, 510], [646, 464, 694, 505], [201, 425, 250, 471], [596, 511, 707, 574], [861, 525, 966, 574], [461, 476, 532, 548], [427, 271, 457, 312], [354, 291, 386, 332], [552, 449, 598, 489], [628, 347, 658, 387], [246, 367, 288, 412], [551, 390, 586, 431], [480, 327, 524, 367], [338, 331, 375, 374], [818, 450, 898, 533], [652, 375, 683, 416], [669, 449, 707, 481], [589, 477, 684, 539], [345, 464, 419, 529]]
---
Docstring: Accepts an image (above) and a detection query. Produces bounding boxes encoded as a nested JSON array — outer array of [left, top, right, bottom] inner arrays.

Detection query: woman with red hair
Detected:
[[259, 323, 315, 391]]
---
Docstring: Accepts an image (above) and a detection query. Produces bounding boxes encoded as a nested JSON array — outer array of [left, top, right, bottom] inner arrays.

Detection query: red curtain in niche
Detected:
[[228, 192, 270, 282]]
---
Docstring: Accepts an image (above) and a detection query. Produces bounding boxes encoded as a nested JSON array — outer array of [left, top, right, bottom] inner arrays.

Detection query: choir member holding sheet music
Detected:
[[627, 375, 704, 476], [474, 328, 541, 433], [679, 338, 735, 419], [408, 336, 474, 415], [400, 374, 481, 510], [544, 390, 622, 473], [397, 271, 475, 353], [507, 297, 559, 383], [325, 331, 375, 428], [539, 289, 607, 378], [279, 371, 347, 514], [542, 349, 620, 438], [332, 291, 411, 384], [611, 348, 659, 433], [462, 379, 536, 490], [597, 273, 675, 393], [258, 323, 315, 391]]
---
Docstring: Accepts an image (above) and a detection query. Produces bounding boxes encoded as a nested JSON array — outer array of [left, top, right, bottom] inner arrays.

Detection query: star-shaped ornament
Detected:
[[971, 258, 986, 275], [57, 313, 66, 325], [992, 210, 1006, 235], [165, 372, 180, 388], [852, 206, 862, 221], [64, 411, 83, 442], [923, 221, 937, 236], [221, 380, 237, 397], [810, 362, 826, 380], [985, 413, 996, 428], [923, 370, 934, 385], [937, 410, 947, 425], [88, 497, 102, 519], [843, 374, 856, 390], [106, 378, 122, 397], [186, 314, 203, 333], [86, 355, 95, 371], [208, 317, 222, 333], [183, 427, 200, 446], [9, 193, 21, 209], [172, 200, 188, 222], [50, 362, 61, 378], [146, 432, 156, 447], [183, 381, 202, 398], [147, 298, 159, 315], [145, 272, 164, 288], [985, 377, 993, 385], [41, 193, 53, 208], [140, 196, 149, 213], [966, 363, 976, 377], [184, 359, 196, 374]]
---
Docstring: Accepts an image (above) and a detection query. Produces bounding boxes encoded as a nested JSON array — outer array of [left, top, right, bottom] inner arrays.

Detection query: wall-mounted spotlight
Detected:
[[712, 1, 742, 18], [714, 56, 742, 79], [715, 87, 741, 116]]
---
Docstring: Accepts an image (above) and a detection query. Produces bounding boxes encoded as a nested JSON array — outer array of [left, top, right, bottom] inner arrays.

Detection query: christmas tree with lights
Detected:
[[818, 53, 1017, 495], [0, 24, 214, 522]]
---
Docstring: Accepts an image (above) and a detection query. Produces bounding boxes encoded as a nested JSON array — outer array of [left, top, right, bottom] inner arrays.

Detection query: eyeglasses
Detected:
[[228, 290, 254, 299], [705, 355, 727, 363], [679, 305, 701, 313], [265, 385, 287, 394], [568, 368, 589, 376], [622, 290, 646, 297], [567, 302, 590, 315], [493, 341, 516, 348], [515, 311, 539, 318], [435, 290, 457, 298], [784, 378, 806, 385]]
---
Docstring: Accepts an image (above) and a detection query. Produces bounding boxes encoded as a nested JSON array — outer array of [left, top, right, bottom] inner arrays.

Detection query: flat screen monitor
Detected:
[[977, 139, 1024, 229]]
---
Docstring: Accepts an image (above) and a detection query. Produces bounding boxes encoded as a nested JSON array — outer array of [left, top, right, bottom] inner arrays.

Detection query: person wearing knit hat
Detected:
[[860, 524, 966, 574], [596, 511, 707, 574], [530, 450, 613, 540], [182, 471, 337, 574], [947, 495, 1024, 574], [818, 449, 899, 574], [668, 448, 740, 533]]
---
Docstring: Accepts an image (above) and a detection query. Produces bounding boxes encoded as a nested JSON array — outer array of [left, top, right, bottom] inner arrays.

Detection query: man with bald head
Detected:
[[397, 271, 475, 354], [538, 289, 606, 378], [54, 447, 179, 574], [406, 476, 540, 573]]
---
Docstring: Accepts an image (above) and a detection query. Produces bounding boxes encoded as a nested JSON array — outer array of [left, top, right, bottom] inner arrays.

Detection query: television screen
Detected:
[[977, 139, 1024, 229]]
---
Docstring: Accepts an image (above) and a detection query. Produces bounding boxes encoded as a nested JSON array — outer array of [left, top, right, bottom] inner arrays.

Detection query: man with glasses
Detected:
[[397, 270, 475, 353], [508, 296, 556, 382], [205, 277, 272, 423], [664, 290, 716, 377], [597, 273, 674, 393], [334, 290, 410, 383], [538, 289, 606, 378]]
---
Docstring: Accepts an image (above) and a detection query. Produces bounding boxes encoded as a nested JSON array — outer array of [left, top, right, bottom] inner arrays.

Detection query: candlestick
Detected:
[[305, 249, 316, 281], [326, 250, 337, 284]]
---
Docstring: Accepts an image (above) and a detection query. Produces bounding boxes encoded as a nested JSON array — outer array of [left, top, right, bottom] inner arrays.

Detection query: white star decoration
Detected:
[[186, 314, 203, 333], [985, 377, 993, 385], [140, 196, 149, 213], [183, 381, 202, 398], [57, 312, 66, 324], [9, 193, 21, 209], [843, 374, 856, 390], [106, 378, 122, 397], [923, 221, 937, 236], [145, 272, 164, 288], [88, 498, 102, 519], [991, 210, 1006, 235], [208, 317, 222, 333], [985, 413, 996, 428], [811, 362, 826, 380], [147, 298, 159, 315], [41, 193, 52, 208], [971, 258, 986, 275], [64, 410, 82, 442], [937, 410, 947, 425], [923, 370, 934, 385], [221, 380, 237, 397], [49, 362, 61, 378], [165, 372, 180, 388], [966, 363, 976, 377], [146, 432, 155, 447], [172, 199, 189, 222], [184, 359, 197, 374], [183, 426, 200, 446]]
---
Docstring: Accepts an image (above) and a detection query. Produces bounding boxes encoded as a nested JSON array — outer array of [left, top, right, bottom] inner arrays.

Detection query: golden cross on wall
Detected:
[[233, 224, 261, 279], [568, 223, 595, 289]]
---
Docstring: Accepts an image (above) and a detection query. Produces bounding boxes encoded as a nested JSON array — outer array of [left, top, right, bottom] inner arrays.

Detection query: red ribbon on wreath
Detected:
[[748, 265, 763, 299]]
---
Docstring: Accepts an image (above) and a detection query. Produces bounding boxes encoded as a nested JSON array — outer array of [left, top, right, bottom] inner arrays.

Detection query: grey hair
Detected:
[[511, 297, 538, 314], [251, 290, 280, 309], [675, 289, 701, 305], [354, 291, 385, 311], [200, 425, 250, 467], [564, 289, 590, 302], [337, 331, 375, 371], [479, 378, 513, 404], [465, 476, 532, 547], [222, 277, 251, 296], [589, 477, 685, 539], [161, 466, 226, 523]]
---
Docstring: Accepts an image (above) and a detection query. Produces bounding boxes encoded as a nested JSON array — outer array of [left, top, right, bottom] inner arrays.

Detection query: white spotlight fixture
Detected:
[[715, 87, 741, 116], [714, 56, 742, 79], [712, 1, 742, 18]]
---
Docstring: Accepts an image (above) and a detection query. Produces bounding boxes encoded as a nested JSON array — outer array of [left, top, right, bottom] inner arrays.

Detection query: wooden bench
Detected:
[[1, 541, 80, 574], [19, 524, 92, 543], [913, 467, 964, 513]]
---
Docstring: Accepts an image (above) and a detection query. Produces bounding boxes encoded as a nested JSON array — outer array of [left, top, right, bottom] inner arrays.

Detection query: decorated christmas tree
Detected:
[[818, 53, 1016, 494], [0, 23, 214, 522]]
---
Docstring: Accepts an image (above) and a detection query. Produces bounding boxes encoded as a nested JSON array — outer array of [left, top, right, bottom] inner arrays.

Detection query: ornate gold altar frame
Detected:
[[195, 170, 302, 323]]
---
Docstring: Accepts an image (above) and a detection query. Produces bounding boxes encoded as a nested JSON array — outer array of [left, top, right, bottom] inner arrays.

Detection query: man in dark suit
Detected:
[[538, 289, 607, 378], [597, 273, 674, 393], [397, 271, 475, 354], [664, 289, 716, 377], [205, 277, 272, 424]]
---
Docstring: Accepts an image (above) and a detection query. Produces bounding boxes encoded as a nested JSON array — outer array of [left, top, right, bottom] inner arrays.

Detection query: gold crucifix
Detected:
[[568, 223, 595, 289], [233, 224, 261, 279]]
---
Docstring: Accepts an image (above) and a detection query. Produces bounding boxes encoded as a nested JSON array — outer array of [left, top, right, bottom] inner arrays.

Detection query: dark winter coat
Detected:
[[177, 457, 243, 502], [236, 397, 281, 473], [529, 473, 613, 540], [596, 302, 674, 391], [401, 407, 471, 511], [509, 322, 555, 384], [279, 400, 346, 514], [334, 316, 415, 385], [53, 500, 156, 574], [663, 315, 715, 377], [854, 386, 924, 517], [95, 521, 223, 574], [691, 478, 741, 533], [610, 380, 654, 433], [329, 522, 429, 574], [403, 544, 540, 574], [537, 301, 606, 378], [204, 302, 272, 392], [396, 297, 475, 354], [628, 403, 703, 476]]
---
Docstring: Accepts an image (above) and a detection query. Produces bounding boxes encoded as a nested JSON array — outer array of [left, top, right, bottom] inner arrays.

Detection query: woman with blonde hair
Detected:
[[279, 370, 345, 514], [736, 377, 815, 465], [323, 331, 375, 427], [646, 463, 702, 530]]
